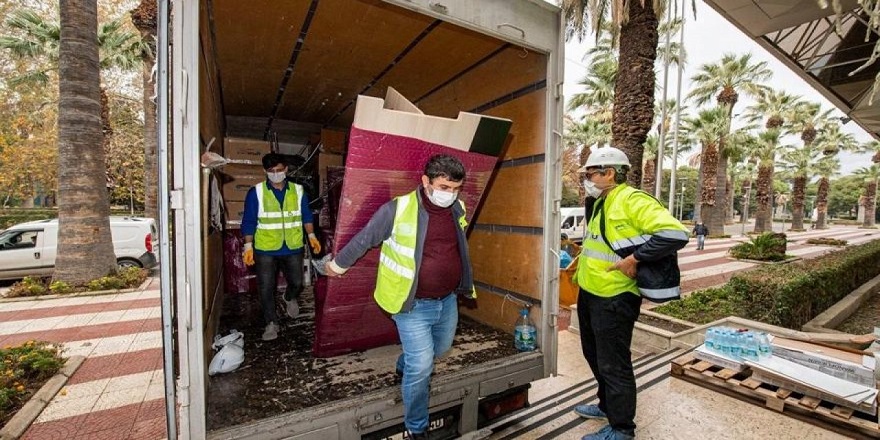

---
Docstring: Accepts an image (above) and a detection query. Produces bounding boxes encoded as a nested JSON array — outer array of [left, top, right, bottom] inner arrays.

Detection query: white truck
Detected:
[[157, 1, 564, 438]]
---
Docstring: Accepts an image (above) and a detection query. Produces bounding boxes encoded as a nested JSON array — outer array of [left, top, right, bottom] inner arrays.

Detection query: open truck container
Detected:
[[163, 0, 564, 438]]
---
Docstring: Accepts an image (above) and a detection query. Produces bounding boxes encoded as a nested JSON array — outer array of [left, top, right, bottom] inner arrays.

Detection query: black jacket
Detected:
[[693, 224, 708, 236]]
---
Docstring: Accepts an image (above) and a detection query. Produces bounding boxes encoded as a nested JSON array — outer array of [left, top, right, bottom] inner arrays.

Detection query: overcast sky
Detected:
[[557, 0, 873, 175]]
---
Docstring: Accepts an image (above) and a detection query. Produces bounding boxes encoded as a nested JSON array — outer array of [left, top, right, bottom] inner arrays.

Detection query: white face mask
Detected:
[[427, 187, 457, 208], [267, 171, 286, 183], [583, 179, 603, 198]]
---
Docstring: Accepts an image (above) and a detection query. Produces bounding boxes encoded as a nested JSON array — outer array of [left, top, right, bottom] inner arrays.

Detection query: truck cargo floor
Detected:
[[206, 286, 520, 430]]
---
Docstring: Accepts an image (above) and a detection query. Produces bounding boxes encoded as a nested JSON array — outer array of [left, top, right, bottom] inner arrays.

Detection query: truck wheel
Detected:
[[117, 258, 143, 269]]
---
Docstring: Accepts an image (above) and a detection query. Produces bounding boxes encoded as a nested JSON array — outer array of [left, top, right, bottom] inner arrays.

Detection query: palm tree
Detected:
[[1, 7, 149, 210], [688, 53, 772, 233], [683, 107, 729, 224], [854, 165, 880, 228], [567, 57, 616, 123], [723, 129, 757, 223], [813, 156, 840, 229], [130, 0, 158, 220], [55, 0, 117, 283], [780, 145, 820, 230], [563, 0, 662, 187], [751, 129, 786, 233]]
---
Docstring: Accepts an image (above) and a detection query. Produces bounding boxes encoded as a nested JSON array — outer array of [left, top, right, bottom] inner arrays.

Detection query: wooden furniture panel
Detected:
[[469, 229, 542, 298]]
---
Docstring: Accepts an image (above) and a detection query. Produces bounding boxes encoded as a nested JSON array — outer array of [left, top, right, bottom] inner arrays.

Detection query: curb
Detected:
[[0, 278, 153, 303], [0, 355, 85, 440]]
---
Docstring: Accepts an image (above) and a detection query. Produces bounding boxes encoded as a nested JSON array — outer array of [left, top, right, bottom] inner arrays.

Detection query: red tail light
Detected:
[[145, 234, 153, 253]]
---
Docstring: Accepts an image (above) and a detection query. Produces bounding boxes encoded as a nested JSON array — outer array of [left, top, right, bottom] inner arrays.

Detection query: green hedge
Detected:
[[656, 239, 880, 329]]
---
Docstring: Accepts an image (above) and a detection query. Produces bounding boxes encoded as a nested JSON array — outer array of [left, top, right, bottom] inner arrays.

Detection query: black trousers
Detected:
[[255, 252, 304, 325], [577, 289, 641, 435]]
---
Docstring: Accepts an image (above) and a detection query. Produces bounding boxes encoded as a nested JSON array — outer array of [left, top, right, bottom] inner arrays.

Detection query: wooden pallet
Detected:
[[670, 353, 880, 440]]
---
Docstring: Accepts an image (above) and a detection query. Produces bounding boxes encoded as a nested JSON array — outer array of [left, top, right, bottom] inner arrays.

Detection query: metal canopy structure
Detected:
[[703, 0, 880, 138]]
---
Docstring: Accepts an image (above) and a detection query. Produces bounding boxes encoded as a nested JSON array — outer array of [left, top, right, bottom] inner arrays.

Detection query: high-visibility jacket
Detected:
[[253, 181, 304, 252], [373, 190, 475, 313], [574, 184, 689, 301]]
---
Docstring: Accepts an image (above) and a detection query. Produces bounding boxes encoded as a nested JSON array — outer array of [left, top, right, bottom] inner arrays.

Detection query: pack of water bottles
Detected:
[[703, 326, 773, 362]]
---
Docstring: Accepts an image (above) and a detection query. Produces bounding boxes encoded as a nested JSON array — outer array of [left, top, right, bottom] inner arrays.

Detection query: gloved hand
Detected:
[[308, 233, 321, 254], [242, 242, 254, 266]]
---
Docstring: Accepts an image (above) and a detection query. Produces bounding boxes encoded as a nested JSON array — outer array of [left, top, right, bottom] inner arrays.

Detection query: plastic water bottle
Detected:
[[756, 332, 772, 359], [716, 329, 730, 356], [704, 328, 716, 351], [729, 331, 743, 359], [742, 334, 759, 361], [514, 308, 537, 352]]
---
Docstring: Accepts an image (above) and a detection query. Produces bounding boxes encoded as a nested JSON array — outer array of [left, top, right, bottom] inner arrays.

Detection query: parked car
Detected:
[[561, 207, 586, 242], [0, 216, 158, 280]]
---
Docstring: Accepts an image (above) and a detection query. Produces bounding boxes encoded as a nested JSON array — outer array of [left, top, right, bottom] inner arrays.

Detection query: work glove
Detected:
[[242, 242, 255, 266], [308, 233, 321, 254]]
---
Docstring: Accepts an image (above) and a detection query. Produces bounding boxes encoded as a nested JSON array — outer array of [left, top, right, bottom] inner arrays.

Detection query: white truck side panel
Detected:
[[172, 0, 207, 438]]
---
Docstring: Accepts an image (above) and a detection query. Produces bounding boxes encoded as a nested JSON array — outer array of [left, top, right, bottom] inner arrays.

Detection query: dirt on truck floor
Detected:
[[206, 285, 520, 430]]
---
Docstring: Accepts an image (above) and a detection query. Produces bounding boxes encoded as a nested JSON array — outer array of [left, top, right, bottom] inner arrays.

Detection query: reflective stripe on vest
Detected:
[[374, 192, 420, 313], [373, 192, 474, 313], [254, 182, 304, 251]]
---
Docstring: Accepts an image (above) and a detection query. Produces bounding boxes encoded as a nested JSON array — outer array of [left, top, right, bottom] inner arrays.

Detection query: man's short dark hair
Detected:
[[261, 153, 286, 170], [424, 154, 466, 182]]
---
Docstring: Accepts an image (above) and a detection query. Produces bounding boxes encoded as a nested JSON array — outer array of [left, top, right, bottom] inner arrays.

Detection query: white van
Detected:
[[0, 216, 158, 280], [561, 207, 586, 242]]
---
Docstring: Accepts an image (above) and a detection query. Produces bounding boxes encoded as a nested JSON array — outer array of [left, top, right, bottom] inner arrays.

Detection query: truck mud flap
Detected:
[[361, 405, 460, 440]]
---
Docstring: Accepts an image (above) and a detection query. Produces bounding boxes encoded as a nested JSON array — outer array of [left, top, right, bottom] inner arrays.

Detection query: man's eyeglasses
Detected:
[[581, 169, 607, 178]]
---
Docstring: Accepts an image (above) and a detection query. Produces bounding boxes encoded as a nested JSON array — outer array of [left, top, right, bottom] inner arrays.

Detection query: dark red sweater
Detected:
[[416, 189, 462, 299]]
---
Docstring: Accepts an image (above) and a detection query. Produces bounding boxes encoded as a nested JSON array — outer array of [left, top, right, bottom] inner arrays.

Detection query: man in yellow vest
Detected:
[[241, 153, 321, 341], [572, 147, 689, 440], [324, 154, 476, 440]]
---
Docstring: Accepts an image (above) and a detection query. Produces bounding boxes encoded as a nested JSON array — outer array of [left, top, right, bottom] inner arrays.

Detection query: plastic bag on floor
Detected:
[[209, 330, 245, 375]]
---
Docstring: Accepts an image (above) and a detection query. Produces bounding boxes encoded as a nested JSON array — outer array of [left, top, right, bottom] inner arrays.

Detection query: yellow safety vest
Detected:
[[254, 181, 304, 251], [374, 190, 473, 313], [575, 184, 687, 298]]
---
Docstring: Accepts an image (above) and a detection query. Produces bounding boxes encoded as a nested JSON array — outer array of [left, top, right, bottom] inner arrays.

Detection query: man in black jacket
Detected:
[[693, 221, 708, 250]]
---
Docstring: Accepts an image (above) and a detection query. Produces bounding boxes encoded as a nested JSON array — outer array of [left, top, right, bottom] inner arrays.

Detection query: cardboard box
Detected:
[[772, 337, 876, 388], [220, 164, 265, 201], [225, 137, 270, 162], [321, 128, 347, 154], [225, 200, 246, 228], [318, 152, 344, 191]]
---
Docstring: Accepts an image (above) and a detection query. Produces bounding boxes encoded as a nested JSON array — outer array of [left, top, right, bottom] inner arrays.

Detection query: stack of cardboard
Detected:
[[220, 163, 265, 228], [225, 137, 271, 163]]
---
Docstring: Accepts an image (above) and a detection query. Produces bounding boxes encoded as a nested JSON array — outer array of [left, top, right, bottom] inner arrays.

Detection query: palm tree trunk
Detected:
[[864, 180, 877, 228], [642, 159, 656, 192], [710, 152, 727, 233], [816, 177, 829, 228], [693, 161, 704, 222], [753, 163, 773, 233], [55, 0, 117, 283], [612, 0, 658, 188], [791, 175, 807, 230], [699, 142, 719, 228], [132, 0, 158, 220]]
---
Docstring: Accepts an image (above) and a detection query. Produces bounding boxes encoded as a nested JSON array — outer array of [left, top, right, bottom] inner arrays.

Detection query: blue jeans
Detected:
[[392, 294, 458, 434], [696, 235, 705, 250]]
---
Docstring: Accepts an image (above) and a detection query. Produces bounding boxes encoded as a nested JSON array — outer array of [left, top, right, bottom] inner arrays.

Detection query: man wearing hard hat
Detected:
[[571, 147, 689, 440]]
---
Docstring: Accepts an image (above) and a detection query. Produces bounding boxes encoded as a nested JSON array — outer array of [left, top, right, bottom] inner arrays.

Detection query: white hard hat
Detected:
[[209, 343, 244, 375], [578, 147, 631, 171]]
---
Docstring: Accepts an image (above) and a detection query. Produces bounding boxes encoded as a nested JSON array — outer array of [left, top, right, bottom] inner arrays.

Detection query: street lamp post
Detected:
[[740, 183, 752, 237], [677, 178, 687, 220]]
